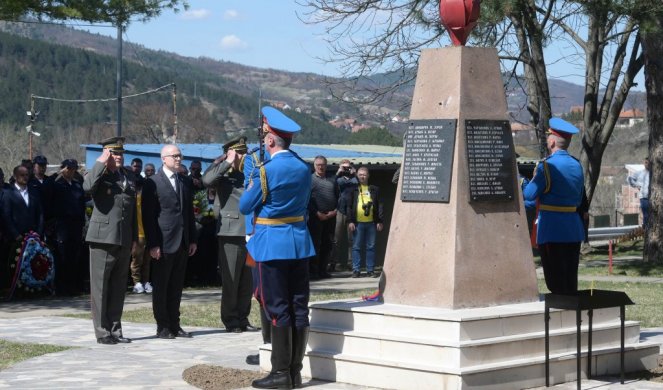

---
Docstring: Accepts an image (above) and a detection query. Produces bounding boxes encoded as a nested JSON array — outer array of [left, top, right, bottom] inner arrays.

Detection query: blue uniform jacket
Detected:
[[523, 150, 585, 244], [239, 150, 315, 261], [242, 149, 270, 235]]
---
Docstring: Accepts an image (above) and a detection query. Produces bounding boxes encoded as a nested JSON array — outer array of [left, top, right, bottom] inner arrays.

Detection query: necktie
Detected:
[[172, 174, 180, 194]]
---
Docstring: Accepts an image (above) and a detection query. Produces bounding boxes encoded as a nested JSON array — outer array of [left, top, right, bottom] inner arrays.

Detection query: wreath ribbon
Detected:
[[7, 232, 54, 300]]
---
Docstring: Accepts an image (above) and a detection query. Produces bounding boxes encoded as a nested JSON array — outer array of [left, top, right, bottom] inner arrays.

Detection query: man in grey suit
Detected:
[[202, 137, 257, 333], [83, 137, 137, 345], [142, 144, 197, 339]]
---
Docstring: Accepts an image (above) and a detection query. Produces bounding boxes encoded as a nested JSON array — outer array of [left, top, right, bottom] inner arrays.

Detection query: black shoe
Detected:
[[371, 272, 380, 278], [292, 372, 302, 389], [113, 336, 132, 343], [246, 354, 260, 365], [172, 328, 193, 338], [319, 272, 332, 279], [227, 327, 243, 333], [252, 371, 292, 389], [156, 329, 175, 339], [242, 324, 260, 332], [97, 336, 117, 345], [351, 271, 360, 278]]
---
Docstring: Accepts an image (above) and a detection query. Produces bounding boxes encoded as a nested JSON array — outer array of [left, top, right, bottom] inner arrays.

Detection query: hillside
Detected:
[[0, 20, 648, 170], [0, 26, 352, 169], [0, 20, 647, 123]]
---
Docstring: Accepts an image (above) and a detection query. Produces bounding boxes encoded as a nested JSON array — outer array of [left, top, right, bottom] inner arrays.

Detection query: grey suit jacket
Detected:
[[142, 168, 197, 254], [202, 160, 245, 237], [83, 161, 137, 247]]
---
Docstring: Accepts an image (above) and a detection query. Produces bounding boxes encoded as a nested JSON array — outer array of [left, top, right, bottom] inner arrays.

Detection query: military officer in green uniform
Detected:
[[83, 137, 137, 345], [202, 137, 258, 332]]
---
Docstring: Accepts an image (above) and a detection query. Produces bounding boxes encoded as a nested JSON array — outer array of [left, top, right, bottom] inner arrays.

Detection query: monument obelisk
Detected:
[[297, 4, 659, 388], [381, 0, 539, 309]]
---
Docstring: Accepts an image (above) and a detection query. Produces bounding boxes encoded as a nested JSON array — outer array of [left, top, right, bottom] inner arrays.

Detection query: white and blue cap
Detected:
[[261, 106, 301, 138], [548, 117, 579, 139]]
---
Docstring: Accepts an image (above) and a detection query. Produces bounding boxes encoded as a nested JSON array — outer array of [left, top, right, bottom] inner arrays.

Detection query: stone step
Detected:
[[308, 320, 641, 367], [310, 300, 624, 342], [259, 342, 659, 390]]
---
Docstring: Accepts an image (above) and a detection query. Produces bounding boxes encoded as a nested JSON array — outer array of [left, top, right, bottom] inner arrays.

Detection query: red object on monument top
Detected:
[[439, 0, 480, 46]]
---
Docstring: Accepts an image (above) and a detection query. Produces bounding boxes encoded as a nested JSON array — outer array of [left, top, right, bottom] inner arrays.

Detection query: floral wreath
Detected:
[[193, 190, 215, 222], [7, 231, 54, 300]]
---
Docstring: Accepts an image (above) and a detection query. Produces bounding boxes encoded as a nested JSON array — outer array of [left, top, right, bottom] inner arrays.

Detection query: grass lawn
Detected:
[[68, 289, 376, 329], [74, 280, 663, 329], [533, 239, 663, 278], [0, 340, 71, 370], [578, 239, 663, 277], [538, 279, 663, 328]]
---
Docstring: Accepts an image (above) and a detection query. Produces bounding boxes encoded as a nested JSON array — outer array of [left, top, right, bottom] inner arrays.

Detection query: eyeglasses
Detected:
[[164, 154, 182, 159], [110, 151, 124, 156]]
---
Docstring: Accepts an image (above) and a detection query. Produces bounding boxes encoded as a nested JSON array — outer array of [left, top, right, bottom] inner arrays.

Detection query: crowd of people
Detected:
[[0, 106, 385, 362]]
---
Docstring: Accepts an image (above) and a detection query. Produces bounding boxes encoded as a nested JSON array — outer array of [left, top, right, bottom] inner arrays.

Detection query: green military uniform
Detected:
[[202, 137, 253, 332], [83, 137, 137, 343]]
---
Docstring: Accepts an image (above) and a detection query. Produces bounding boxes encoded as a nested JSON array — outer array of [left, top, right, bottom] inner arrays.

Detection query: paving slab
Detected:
[[0, 272, 662, 389]]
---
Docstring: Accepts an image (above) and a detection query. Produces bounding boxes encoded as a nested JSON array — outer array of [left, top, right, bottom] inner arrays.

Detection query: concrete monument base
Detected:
[[258, 300, 659, 389]]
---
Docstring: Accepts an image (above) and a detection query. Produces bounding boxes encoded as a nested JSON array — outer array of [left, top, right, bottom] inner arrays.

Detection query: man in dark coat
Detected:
[[142, 144, 198, 339], [52, 159, 86, 296], [2, 165, 43, 241]]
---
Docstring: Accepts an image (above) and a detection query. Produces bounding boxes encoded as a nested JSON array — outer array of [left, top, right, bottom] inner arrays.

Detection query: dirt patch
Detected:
[[625, 355, 663, 383], [183, 364, 264, 390]]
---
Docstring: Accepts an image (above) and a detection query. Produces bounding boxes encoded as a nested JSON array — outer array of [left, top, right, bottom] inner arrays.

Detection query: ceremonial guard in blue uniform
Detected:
[[524, 118, 585, 294], [240, 106, 315, 389], [243, 144, 273, 366]]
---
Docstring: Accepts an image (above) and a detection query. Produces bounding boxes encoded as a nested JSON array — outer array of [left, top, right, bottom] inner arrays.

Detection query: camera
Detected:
[[339, 166, 353, 177], [362, 201, 373, 216]]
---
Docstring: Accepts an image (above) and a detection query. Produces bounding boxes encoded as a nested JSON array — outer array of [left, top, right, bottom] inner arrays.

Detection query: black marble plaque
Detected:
[[401, 119, 457, 203], [465, 119, 516, 202]]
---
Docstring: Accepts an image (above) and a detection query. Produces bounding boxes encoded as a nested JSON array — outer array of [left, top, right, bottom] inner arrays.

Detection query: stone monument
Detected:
[[380, 0, 539, 309], [258, 1, 660, 387]]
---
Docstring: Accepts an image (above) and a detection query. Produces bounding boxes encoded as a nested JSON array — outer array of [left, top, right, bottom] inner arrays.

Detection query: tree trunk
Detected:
[[642, 15, 663, 263]]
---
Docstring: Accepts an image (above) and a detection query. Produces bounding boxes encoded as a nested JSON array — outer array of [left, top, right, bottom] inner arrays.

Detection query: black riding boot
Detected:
[[290, 327, 310, 388], [246, 310, 273, 365], [261, 309, 272, 343], [252, 326, 293, 389]]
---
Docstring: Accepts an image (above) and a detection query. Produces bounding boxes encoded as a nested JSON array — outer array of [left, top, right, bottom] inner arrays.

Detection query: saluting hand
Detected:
[[97, 148, 111, 164], [213, 154, 227, 165]]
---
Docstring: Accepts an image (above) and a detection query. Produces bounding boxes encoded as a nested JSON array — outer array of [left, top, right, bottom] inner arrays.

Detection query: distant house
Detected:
[[272, 101, 291, 110], [351, 123, 371, 133], [510, 122, 537, 145], [569, 105, 583, 114], [391, 114, 407, 123], [328, 118, 356, 131], [616, 109, 645, 128]]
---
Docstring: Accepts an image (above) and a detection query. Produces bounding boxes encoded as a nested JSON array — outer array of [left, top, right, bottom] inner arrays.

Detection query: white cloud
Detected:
[[223, 9, 239, 20], [181, 9, 211, 20], [219, 35, 248, 50]]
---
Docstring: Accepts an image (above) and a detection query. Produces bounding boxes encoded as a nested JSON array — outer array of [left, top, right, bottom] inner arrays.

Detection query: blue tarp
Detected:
[[83, 143, 402, 171]]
